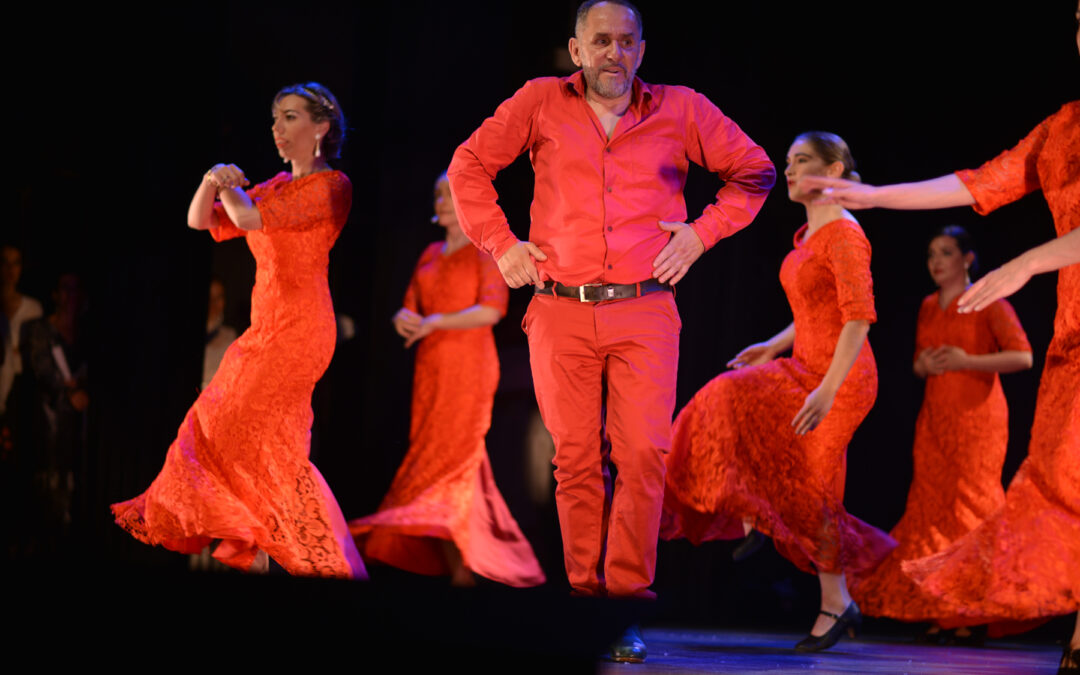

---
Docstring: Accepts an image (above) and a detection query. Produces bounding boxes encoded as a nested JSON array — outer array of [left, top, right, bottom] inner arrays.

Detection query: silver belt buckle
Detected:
[[579, 283, 603, 302]]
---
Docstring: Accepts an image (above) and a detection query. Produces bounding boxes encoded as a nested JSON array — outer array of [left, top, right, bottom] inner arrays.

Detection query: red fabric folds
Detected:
[[662, 220, 896, 576], [349, 243, 544, 588]]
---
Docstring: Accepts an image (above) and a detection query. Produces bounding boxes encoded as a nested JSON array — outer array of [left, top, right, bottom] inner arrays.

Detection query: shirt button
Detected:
[[606, 187, 613, 193], [607, 264, 613, 270], [607, 226, 613, 232], [605, 147, 611, 153]]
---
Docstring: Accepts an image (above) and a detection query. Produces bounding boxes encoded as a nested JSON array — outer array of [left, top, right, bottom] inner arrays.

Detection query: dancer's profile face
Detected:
[[433, 177, 458, 229], [926, 235, 971, 288], [271, 94, 329, 162], [569, 2, 645, 101], [784, 140, 842, 203]]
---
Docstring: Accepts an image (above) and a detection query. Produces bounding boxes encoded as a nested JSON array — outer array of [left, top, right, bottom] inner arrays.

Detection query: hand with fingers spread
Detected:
[[799, 176, 878, 209], [727, 342, 776, 369], [957, 259, 1033, 314], [653, 221, 705, 285], [792, 383, 837, 436], [496, 240, 548, 289], [958, 228, 1080, 314], [728, 323, 794, 370], [205, 163, 252, 191]]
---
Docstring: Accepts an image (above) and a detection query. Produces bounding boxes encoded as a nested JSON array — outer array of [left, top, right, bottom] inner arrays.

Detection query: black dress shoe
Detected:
[[912, 625, 947, 645], [946, 625, 987, 647], [732, 529, 766, 562], [1059, 645, 1080, 674], [610, 624, 647, 663], [794, 602, 862, 653]]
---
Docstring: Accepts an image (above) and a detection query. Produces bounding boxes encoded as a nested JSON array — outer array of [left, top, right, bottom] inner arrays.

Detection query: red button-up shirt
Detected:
[[448, 71, 776, 286]]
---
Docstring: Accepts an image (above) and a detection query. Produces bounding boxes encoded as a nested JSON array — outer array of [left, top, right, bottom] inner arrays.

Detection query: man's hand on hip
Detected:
[[497, 240, 549, 289], [653, 221, 705, 285]]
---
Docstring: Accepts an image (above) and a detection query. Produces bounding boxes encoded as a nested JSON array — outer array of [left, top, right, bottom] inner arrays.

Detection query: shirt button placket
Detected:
[[603, 144, 614, 278]]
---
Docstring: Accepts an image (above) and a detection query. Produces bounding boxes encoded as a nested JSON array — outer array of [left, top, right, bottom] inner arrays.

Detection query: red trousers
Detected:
[[524, 291, 680, 597]]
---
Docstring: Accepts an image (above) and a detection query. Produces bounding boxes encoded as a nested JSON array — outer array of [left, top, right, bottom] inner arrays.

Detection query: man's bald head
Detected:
[[575, 0, 643, 39]]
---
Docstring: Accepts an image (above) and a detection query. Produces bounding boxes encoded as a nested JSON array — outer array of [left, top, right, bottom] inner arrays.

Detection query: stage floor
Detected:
[[598, 627, 1063, 674]]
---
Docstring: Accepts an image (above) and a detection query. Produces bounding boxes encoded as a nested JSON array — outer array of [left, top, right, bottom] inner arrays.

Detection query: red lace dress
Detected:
[[112, 171, 366, 578], [349, 243, 545, 587], [661, 219, 896, 576], [904, 102, 1080, 626], [852, 294, 1030, 620]]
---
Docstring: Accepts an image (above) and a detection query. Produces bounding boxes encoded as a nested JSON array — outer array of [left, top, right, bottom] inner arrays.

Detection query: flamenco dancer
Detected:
[[348, 174, 545, 588], [112, 83, 366, 578], [661, 132, 896, 652], [447, 0, 775, 661], [803, 10, 1078, 666], [850, 226, 1032, 643]]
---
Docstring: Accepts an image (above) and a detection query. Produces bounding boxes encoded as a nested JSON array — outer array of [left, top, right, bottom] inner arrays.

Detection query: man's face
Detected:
[[569, 2, 645, 100]]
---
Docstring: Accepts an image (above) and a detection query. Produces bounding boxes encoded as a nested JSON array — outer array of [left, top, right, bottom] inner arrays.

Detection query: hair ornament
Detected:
[[301, 87, 334, 110]]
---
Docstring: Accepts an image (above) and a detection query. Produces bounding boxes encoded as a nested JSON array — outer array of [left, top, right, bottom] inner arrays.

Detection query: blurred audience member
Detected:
[[202, 278, 237, 390], [20, 272, 88, 554], [1, 244, 43, 447]]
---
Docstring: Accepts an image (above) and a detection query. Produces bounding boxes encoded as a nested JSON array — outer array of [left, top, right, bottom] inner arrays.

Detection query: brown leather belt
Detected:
[[534, 279, 673, 303]]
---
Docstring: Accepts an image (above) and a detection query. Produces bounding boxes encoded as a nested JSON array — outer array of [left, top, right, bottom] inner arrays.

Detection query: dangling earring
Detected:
[[314, 134, 322, 158]]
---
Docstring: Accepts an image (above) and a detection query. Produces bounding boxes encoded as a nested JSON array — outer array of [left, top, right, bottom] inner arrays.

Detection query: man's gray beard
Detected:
[[584, 66, 633, 99]]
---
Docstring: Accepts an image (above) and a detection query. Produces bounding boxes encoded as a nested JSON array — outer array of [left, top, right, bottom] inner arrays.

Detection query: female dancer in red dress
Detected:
[[348, 174, 544, 588], [661, 132, 896, 652], [112, 83, 366, 579], [804, 12, 1079, 664], [850, 226, 1032, 641]]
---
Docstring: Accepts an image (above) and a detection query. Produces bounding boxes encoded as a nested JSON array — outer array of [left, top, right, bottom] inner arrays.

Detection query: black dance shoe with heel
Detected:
[[731, 529, 766, 562], [1059, 645, 1080, 674], [794, 602, 862, 653]]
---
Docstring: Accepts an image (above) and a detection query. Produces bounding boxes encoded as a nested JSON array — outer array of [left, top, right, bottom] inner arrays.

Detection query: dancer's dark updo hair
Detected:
[[794, 131, 860, 182], [273, 82, 346, 159], [930, 224, 978, 276]]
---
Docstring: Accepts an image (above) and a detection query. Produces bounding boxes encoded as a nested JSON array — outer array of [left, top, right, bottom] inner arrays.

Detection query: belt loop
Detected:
[[635, 281, 642, 297]]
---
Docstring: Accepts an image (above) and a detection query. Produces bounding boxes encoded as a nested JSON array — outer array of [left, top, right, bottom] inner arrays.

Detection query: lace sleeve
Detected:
[[258, 172, 352, 233], [210, 202, 247, 242], [402, 244, 437, 314], [984, 298, 1032, 353], [956, 113, 1053, 215], [826, 224, 877, 324]]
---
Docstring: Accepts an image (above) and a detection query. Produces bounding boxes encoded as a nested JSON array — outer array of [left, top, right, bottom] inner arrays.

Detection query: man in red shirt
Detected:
[[448, 0, 775, 660]]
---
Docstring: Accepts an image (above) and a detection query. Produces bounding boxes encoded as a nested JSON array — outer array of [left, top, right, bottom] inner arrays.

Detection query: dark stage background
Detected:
[[8, 0, 1078, 631]]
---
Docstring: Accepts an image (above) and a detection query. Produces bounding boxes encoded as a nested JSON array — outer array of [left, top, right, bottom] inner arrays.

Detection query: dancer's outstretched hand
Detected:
[[958, 259, 1032, 313], [727, 342, 774, 369], [800, 176, 877, 209]]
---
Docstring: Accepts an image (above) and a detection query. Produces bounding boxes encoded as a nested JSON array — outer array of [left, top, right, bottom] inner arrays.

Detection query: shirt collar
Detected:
[[565, 70, 656, 113]]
